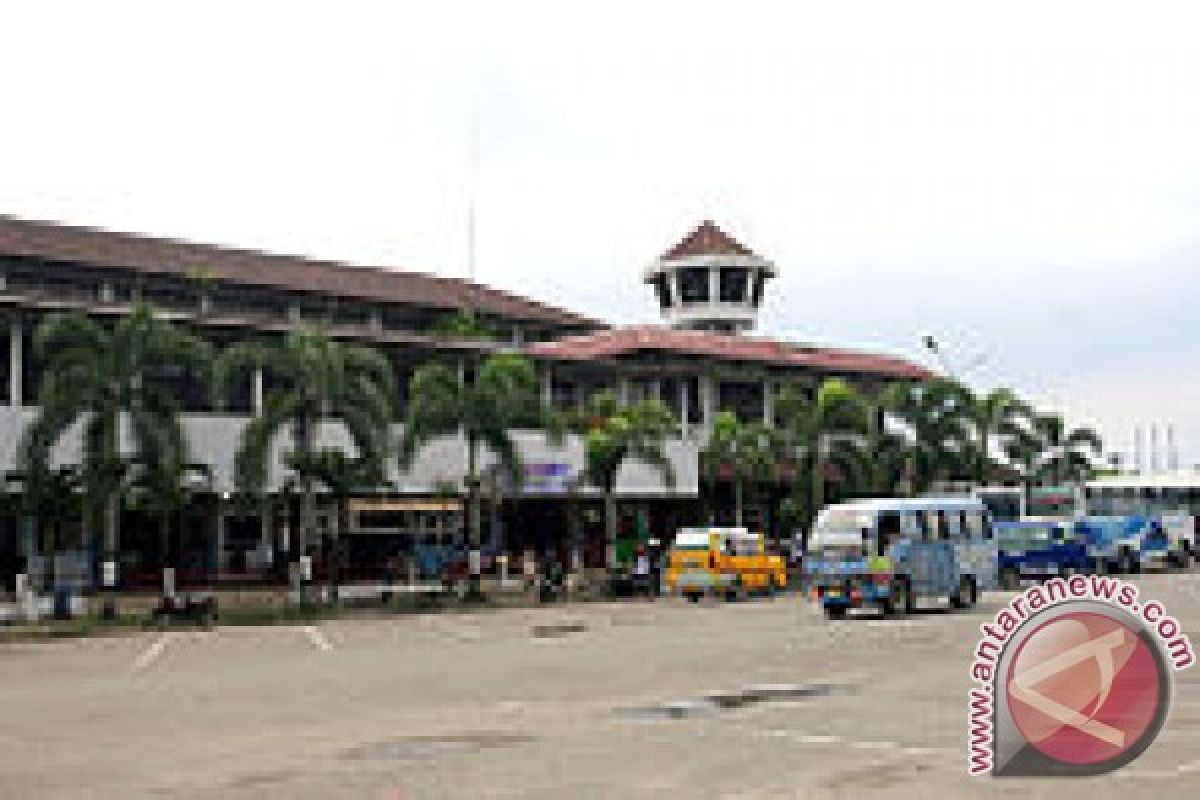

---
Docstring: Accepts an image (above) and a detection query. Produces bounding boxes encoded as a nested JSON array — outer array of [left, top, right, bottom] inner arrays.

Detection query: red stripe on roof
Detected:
[[526, 325, 934, 380]]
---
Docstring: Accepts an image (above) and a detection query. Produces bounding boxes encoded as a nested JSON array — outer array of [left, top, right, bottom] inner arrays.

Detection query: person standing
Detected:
[[633, 545, 650, 598]]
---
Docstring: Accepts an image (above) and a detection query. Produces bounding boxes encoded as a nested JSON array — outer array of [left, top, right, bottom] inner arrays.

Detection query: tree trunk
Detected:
[[810, 437, 825, 524], [294, 411, 316, 607], [733, 478, 744, 527], [158, 511, 170, 569], [567, 495, 583, 584], [329, 495, 346, 604], [604, 482, 618, 570], [100, 490, 119, 620], [298, 475, 315, 603], [464, 438, 483, 602]]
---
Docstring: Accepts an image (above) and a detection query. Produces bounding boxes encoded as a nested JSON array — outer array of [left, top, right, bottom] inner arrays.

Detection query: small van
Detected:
[[665, 527, 787, 602]]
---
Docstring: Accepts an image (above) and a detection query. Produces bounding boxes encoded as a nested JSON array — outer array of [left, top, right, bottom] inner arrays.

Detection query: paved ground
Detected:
[[2, 574, 1199, 799]]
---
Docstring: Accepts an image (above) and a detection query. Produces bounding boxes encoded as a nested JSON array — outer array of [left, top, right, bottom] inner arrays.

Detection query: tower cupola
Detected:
[[644, 220, 775, 334]]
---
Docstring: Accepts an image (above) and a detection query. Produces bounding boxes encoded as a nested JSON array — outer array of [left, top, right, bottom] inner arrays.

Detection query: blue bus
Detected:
[[1071, 515, 1161, 574], [804, 497, 997, 618], [995, 519, 1089, 588]]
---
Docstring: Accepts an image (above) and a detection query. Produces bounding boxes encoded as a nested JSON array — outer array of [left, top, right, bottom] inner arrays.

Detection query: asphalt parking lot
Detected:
[[2, 573, 1199, 799]]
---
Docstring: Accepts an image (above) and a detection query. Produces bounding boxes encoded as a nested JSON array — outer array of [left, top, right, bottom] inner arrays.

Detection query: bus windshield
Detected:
[[814, 510, 873, 537], [998, 525, 1054, 552]]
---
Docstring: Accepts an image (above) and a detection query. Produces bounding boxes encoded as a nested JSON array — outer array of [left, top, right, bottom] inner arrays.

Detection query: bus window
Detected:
[[879, 513, 901, 554], [948, 511, 965, 541], [965, 511, 986, 540], [935, 511, 951, 541], [915, 511, 932, 542]]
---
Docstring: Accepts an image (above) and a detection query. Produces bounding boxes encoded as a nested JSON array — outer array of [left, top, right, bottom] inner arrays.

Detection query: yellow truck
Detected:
[[665, 527, 787, 601]]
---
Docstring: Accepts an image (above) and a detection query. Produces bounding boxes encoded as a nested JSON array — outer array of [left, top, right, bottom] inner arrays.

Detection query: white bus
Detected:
[[804, 496, 998, 618], [1085, 474, 1197, 562]]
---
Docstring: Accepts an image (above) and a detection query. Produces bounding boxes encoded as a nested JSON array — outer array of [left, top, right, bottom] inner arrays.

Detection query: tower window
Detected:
[[719, 267, 749, 303], [652, 274, 673, 309], [679, 267, 710, 304], [750, 271, 767, 307]]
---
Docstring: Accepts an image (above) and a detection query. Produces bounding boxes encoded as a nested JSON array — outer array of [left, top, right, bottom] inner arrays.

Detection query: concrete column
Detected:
[[679, 378, 690, 439], [700, 374, 715, 429], [252, 368, 264, 414], [214, 503, 228, 573], [649, 378, 662, 404], [708, 267, 719, 304], [260, 500, 273, 569], [9, 318, 21, 408], [541, 368, 553, 410], [763, 379, 774, 425], [617, 375, 631, 407]]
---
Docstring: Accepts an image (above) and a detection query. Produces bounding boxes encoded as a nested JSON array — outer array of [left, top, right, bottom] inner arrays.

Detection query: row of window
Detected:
[[883, 510, 992, 542], [1, 262, 534, 342], [652, 267, 769, 310]]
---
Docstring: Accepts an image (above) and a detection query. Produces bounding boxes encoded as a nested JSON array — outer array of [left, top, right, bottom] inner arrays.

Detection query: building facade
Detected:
[[0, 215, 928, 591]]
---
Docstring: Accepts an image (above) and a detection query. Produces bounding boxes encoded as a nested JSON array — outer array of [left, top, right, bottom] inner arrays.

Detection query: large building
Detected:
[[0, 215, 928, 591]]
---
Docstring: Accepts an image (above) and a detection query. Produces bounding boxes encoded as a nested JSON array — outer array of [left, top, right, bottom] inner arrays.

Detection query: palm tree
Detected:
[[702, 411, 779, 527], [1021, 412, 1104, 485], [291, 449, 385, 599], [213, 329, 395, 603], [961, 386, 1031, 485], [877, 378, 974, 494], [573, 392, 676, 570], [400, 352, 545, 600], [125, 456, 210, 595], [776, 378, 870, 532], [19, 304, 210, 618]]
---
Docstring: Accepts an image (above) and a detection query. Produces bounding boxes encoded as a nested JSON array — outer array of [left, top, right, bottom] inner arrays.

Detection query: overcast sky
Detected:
[[3, 1, 1199, 466]]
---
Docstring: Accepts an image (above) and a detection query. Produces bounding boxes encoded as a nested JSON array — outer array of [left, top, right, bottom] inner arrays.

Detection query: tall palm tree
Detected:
[[776, 378, 870, 531], [877, 378, 974, 494], [291, 449, 385, 599], [125, 456, 210, 588], [702, 411, 779, 527], [400, 352, 545, 600], [214, 329, 395, 602], [19, 304, 210, 618], [573, 392, 676, 570], [961, 385, 1031, 485], [1023, 412, 1104, 485]]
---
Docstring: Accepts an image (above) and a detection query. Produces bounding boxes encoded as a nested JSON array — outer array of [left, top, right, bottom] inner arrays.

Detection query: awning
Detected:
[[349, 498, 463, 513]]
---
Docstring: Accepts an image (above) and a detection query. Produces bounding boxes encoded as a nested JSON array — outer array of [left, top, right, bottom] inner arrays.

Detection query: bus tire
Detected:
[[1000, 567, 1020, 590], [686, 592, 700, 603], [951, 576, 974, 609], [825, 605, 846, 620], [1119, 550, 1138, 574], [1175, 547, 1192, 570], [888, 576, 915, 616]]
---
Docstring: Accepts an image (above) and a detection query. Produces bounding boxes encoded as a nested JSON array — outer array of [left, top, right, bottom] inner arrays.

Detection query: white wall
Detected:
[[0, 408, 699, 497]]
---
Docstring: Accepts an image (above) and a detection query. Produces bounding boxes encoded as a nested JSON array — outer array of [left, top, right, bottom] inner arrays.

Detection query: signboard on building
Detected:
[[523, 462, 573, 494]]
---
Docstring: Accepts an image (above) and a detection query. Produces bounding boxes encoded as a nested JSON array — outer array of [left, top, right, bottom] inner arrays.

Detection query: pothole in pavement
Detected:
[[344, 732, 536, 760], [618, 683, 846, 718], [530, 620, 588, 638]]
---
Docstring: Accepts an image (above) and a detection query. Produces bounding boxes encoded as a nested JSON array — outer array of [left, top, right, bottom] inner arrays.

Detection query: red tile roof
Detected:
[[0, 214, 599, 329], [662, 220, 756, 260], [526, 325, 934, 380]]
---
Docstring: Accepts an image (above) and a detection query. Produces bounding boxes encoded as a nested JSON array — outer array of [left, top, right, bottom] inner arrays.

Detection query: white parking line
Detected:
[[797, 734, 843, 745], [131, 633, 172, 672], [851, 740, 898, 750], [303, 625, 333, 652]]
